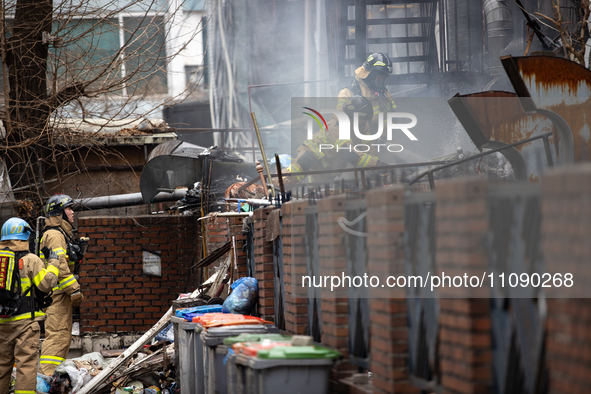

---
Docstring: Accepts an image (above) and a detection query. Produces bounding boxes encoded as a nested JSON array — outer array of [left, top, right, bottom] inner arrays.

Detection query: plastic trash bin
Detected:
[[171, 316, 201, 394], [193, 322, 206, 394], [224, 335, 292, 394], [191, 312, 270, 394], [202, 324, 280, 394], [240, 346, 341, 394]]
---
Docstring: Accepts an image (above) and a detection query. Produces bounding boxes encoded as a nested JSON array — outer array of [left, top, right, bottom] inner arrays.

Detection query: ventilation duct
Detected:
[[140, 140, 258, 203], [484, 0, 514, 75]]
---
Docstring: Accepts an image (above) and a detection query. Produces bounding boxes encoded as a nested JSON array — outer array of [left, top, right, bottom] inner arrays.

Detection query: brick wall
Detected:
[[282, 200, 309, 335], [435, 178, 492, 394], [78, 215, 200, 332], [366, 186, 417, 394], [252, 207, 276, 322], [201, 215, 248, 279], [541, 164, 591, 394]]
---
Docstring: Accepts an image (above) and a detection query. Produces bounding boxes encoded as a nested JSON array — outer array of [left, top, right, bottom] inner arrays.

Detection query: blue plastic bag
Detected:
[[154, 323, 174, 343], [36, 375, 51, 393], [222, 277, 258, 315]]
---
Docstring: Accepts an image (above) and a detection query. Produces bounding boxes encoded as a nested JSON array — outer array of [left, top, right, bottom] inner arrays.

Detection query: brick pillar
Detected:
[[435, 178, 492, 394], [366, 186, 418, 394], [252, 207, 276, 322], [541, 164, 591, 393], [282, 200, 310, 335], [316, 195, 357, 393]]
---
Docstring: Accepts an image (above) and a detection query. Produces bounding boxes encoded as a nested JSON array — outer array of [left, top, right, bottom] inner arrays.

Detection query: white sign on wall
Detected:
[[143, 250, 162, 277]]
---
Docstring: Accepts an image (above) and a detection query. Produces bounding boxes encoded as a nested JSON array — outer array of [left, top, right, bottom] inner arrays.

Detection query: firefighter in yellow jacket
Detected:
[[0, 218, 59, 394], [287, 52, 396, 182], [39, 194, 84, 376]]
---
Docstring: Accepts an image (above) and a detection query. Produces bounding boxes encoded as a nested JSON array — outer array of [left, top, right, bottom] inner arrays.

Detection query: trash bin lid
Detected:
[[194, 313, 273, 327], [256, 346, 341, 360], [175, 305, 224, 319], [241, 342, 293, 357], [223, 333, 292, 346], [171, 316, 201, 330], [201, 325, 280, 346]]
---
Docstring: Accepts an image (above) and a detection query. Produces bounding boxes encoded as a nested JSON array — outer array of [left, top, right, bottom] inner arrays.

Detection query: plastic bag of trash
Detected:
[[51, 352, 114, 394], [154, 322, 174, 343], [37, 373, 52, 393], [222, 277, 258, 315]]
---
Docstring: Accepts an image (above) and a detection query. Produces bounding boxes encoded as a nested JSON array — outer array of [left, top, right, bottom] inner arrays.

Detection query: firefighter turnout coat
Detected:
[[39, 216, 81, 376], [288, 66, 396, 182], [0, 239, 59, 394]]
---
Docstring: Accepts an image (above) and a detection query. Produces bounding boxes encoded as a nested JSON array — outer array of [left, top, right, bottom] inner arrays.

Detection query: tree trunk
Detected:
[[5, 0, 52, 193]]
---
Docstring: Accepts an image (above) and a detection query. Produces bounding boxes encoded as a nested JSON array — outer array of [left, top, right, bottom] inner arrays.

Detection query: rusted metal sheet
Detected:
[[502, 55, 591, 163], [513, 56, 591, 97], [449, 91, 556, 181]]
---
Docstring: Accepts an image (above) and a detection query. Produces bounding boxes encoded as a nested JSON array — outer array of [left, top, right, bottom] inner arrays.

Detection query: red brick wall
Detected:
[[77, 215, 200, 333], [202, 215, 248, 278], [366, 186, 417, 394], [541, 165, 591, 394], [435, 178, 492, 394], [282, 200, 309, 335], [252, 207, 276, 322]]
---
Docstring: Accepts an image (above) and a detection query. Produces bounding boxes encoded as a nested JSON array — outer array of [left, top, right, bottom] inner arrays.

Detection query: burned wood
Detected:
[[77, 288, 201, 394], [100, 349, 124, 358], [275, 153, 285, 196], [96, 345, 175, 393], [206, 254, 233, 298], [191, 241, 231, 269]]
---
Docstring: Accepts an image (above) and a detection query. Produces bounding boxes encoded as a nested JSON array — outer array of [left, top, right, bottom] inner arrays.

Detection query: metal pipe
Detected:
[[197, 212, 253, 221], [73, 189, 188, 211], [225, 198, 272, 206], [535, 109, 574, 165], [409, 132, 553, 186], [236, 160, 450, 194]]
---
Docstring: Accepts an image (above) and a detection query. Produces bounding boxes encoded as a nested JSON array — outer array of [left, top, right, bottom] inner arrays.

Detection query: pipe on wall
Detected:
[[73, 188, 188, 211]]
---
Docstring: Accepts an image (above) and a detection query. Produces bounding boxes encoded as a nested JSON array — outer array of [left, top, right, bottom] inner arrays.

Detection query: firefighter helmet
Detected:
[[45, 194, 74, 217], [363, 52, 393, 75], [1, 217, 32, 241]]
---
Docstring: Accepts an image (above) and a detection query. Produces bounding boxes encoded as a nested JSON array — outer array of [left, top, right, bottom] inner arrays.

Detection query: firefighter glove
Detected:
[[71, 291, 84, 307], [48, 248, 59, 261]]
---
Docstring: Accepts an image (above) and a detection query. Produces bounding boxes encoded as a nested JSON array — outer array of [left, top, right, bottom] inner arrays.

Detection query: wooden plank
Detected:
[[77, 288, 201, 394], [99, 349, 124, 358]]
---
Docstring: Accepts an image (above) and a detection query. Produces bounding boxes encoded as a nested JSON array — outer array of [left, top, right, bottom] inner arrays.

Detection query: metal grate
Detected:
[[344, 200, 370, 369], [404, 191, 440, 388], [487, 184, 547, 394], [305, 205, 323, 343]]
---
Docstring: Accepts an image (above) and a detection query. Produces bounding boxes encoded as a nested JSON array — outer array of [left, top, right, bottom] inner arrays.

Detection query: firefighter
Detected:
[[39, 194, 84, 376], [0, 218, 59, 393], [287, 52, 397, 182]]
